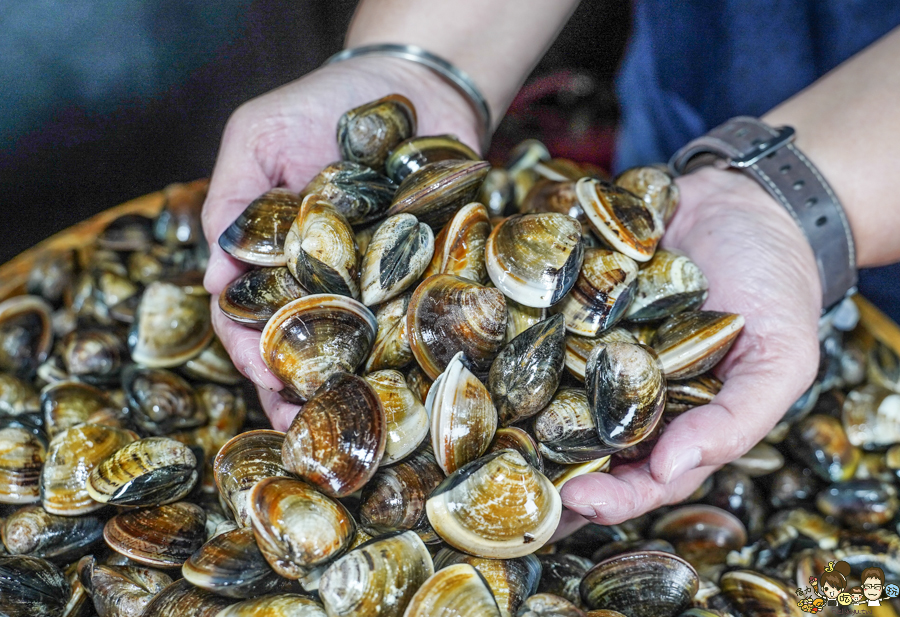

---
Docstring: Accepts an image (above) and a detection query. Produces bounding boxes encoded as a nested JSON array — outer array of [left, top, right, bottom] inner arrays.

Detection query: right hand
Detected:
[[201, 56, 482, 430]]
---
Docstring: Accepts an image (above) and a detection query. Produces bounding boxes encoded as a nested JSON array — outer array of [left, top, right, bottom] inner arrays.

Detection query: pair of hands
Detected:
[[201, 57, 822, 527]]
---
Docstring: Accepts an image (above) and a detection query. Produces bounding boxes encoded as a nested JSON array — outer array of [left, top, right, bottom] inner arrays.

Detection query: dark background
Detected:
[[0, 0, 629, 264]]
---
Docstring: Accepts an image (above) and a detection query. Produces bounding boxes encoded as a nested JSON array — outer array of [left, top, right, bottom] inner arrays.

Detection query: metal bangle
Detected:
[[325, 44, 492, 152]]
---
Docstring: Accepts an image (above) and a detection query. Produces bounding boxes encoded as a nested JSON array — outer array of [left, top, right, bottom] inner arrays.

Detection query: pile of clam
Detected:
[[1, 92, 898, 617]]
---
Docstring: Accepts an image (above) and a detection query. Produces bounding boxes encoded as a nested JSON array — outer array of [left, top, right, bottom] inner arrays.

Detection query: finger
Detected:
[[559, 462, 717, 525], [550, 509, 589, 544], [210, 296, 284, 392], [256, 387, 302, 432], [204, 243, 248, 297]]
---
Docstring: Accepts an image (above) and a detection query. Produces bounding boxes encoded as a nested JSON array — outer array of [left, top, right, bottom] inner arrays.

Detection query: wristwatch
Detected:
[[669, 116, 857, 312]]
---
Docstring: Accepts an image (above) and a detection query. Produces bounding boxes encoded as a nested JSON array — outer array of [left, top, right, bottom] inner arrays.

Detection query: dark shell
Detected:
[[388, 160, 492, 230], [40, 380, 118, 438], [337, 94, 417, 171], [816, 480, 899, 529], [219, 267, 308, 329], [718, 570, 802, 617], [564, 328, 638, 382], [140, 578, 235, 617], [624, 249, 707, 323], [0, 296, 53, 379], [78, 555, 173, 617], [385, 134, 479, 183], [154, 179, 207, 246], [649, 504, 747, 569], [98, 213, 154, 252], [180, 337, 243, 386], [60, 327, 128, 385], [103, 501, 207, 568], [517, 593, 586, 617], [486, 427, 544, 473], [26, 251, 75, 305], [0, 374, 39, 415], [702, 466, 767, 540], [536, 553, 594, 607], [218, 188, 301, 267], [123, 366, 206, 436], [614, 165, 679, 225], [533, 388, 616, 464], [0, 555, 69, 617], [301, 161, 397, 224], [788, 414, 860, 483], [520, 179, 586, 223], [360, 213, 434, 306], [664, 373, 721, 417], [652, 310, 744, 380], [767, 465, 822, 509], [364, 291, 414, 373], [478, 168, 514, 218], [2, 505, 104, 562]]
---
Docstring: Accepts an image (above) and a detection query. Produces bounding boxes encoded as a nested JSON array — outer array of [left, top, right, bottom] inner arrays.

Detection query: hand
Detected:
[[559, 165, 822, 524], [201, 56, 481, 430]]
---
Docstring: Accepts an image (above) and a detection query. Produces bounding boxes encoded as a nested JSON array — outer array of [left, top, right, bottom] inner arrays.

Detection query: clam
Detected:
[[40, 380, 117, 438], [123, 366, 206, 436], [624, 249, 708, 323], [0, 373, 40, 415], [730, 442, 784, 477], [649, 505, 747, 569], [868, 337, 900, 393], [489, 314, 566, 426], [319, 531, 434, 617], [338, 94, 417, 171], [218, 188, 301, 267], [77, 555, 173, 617], [103, 501, 207, 567], [767, 465, 822, 509], [703, 465, 767, 540], [2, 505, 103, 562], [816, 479, 899, 529], [98, 213, 154, 251], [579, 551, 698, 616], [364, 291, 413, 373], [403, 563, 502, 617], [0, 555, 70, 617], [0, 426, 46, 504], [575, 177, 664, 262], [664, 373, 721, 416], [0, 296, 53, 378], [536, 554, 594, 608], [520, 179, 585, 223], [406, 364, 433, 404], [249, 477, 356, 579], [260, 294, 377, 401], [487, 427, 544, 473], [360, 213, 434, 306], [533, 388, 615, 464], [129, 281, 213, 368], [407, 274, 507, 380], [486, 213, 584, 308], [653, 310, 744, 379], [385, 134, 479, 183], [95, 270, 140, 310], [478, 167, 514, 218], [542, 457, 611, 491], [60, 327, 128, 385], [585, 342, 665, 451], [218, 267, 308, 330], [365, 370, 429, 464], [789, 414, 860, 483], [842, 383, 900, 449], [41, 424, 136, 515], [216, 594, 327, 617], [516, 594, 586, 617], [718, 570, 803, 617], [614, 165, 679, 225], [26, 251, 75, 305], [422, 202, 491, 284], [282, 372, 385, 498], [505, 298, 547, 343], [427, 352, 498, 475], [87, 437, 198, 506], [154, 179, 207, 246], [563, 328, 638, 382], [181, 337, 244, 386], [301, 161, 396, 224], [140, 578, 235, 617], [426, 450, 561, 559], [284, 194, 360, 298], [387, 159, 492, 230]]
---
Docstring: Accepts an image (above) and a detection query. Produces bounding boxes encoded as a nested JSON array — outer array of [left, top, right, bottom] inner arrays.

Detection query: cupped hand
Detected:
[[559, 165, 822, 526], [201, 56, 482, 429]]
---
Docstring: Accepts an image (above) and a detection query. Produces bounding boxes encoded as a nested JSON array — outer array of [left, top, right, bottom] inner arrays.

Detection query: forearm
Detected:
[[346, 0, 581, 125], [763, 25, 900, 268]]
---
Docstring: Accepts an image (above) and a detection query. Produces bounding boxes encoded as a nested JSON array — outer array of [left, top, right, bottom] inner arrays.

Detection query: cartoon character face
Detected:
[[863, 577, 883, 600], [822, 582, 839, 599], [852, 593, 863, 603]]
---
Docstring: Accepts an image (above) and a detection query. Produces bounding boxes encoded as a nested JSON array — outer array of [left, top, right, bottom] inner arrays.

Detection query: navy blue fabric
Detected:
[[614, 0, 900, 321]]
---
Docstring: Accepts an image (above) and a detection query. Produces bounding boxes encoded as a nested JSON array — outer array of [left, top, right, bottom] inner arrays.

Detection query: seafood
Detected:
[[338, 94, 417, 171], [301, 161, 396, 225], [387, 160, 492, 230], [359, 213, 434, 306], [218, 188, 302, 266]]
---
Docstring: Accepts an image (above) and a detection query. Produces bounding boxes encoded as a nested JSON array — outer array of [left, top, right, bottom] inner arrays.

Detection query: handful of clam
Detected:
[[5, 92, 894, 617]]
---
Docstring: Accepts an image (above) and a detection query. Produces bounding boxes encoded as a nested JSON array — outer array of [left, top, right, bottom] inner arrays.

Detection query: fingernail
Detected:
[[667, 447, 702, 483], [563, 503, 597, 519]]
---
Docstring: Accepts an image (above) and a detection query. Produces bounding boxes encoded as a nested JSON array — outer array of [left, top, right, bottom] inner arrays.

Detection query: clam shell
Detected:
[[520, 179, 586, 223], [154, 179, 207, 245], [505, 299, 547, 343], [486, 427, 544, 473], [536, 554, 594, 608], [78, 555, 173, 617], [129, 281, 213, 368], [652, 310, 744, 379], [364, 291, 414, 373], [406, 365, 433, 404], [489, 314, 566, 426], [284, 194, 360, 298], [403, 563, 502, 617], [260, 295, 377, 402], [218, 188, 301, 267], [140, 578, 235, 617], [0, 373, 40, 415], [614, 165, 679, 225], [282, 372, 385, 498], [98, 213, 154, 251], [427, 352, 498, 475], [104, 502, 207, 567], [249, 477, 356, 579], [181, 338, 243, 386], [533, 388, 616, 464], [40, 381, 117, 438], [575, 177, 663, 262], [478, 167, 514, 218], [649, 505, 747, 570], [664, 373, 721, 416], [542, 457, 610, 491], [516, 593, 586, 617], [365, 370, 429, 465], [719, 570, 803, 617], [319, 531, 434, 617], [216, 594, 327, 617], [385, 134, 479, 183], [388, 160, 492, 230], [26, 251, 75, 305], [486, 213, 584, 308], [0, 555, 70, 617], [730, 441, 784, 476], [422, 202, 491, 284], [301, 161, 396, 225], [407, 274, 507, 380], [61, 327, 128, 384], [219, 267, 308, 329], [338, 94, 417, 171], [0, 296, 53, 379], [868, 337, 900, 393], [123, 366, 206, 436], [0, 426, 46, 504], [426, 450, 561, 559], [41, 424, 137, 515], [815, 479, 899, 529], [842, 383, 900, 450], [360, 213, 434, 306], [789, 414, 861, 483], [2, 505, 103, 562], [87, 437, 198, 506], [624, 249, 707, 323]]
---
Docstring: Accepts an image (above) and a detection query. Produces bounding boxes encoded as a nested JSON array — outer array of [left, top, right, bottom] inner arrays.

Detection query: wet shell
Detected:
[[486, 427, 544, 473], [575, 177, 664, 263], [585, 342, 665, 450], [536, 554, 594, 607], [0, 426, 46, 504], [788, 414, 860, 483], [423, 202, 491, 284], [563, 328, 638, 382], [653, 310, 744, 379], [385, 134, 479, 183], [543, 457, 610, 492], [0, 373, 40, 415], [505, 299, 547, 343], [426, 450, 562, 559], [403, 563, 502, 617], [516, 594, 586, 617], [407, 274, 507, 380], [520, 179, 586, 223], [123, 366, 206, 436], [40, 381, 117, 438], [0, 296, 53, 378], [719, 570, 803, 617], [219, 267, 308, 329], [489, 314, 566, 426], [26, 251, 75, 306], [282, 372, 385, 498], [815, 479, 899, 529], [2, 505, 103, 562], [623, 249, 707, 323], [78, 555, 173, 617], [249, 477, 356, 579], [260, 295, 377, 402], [649, 505, 748, 569], [478, 168, 514, 218], [218, 188, 301, 266], [614, 165, 679, 225], [868, 337, 900, 393], [433, 548, 541, 617], [406, 365, 433, 404], [301, 161, 397, 225], [364, 291, 414, 373], [486, 213, 584, 308], [87, 437, 198, 506], [388, 160, 492, 230], [60, 327, 128, 385], [129, 281, 213, 368], [181, 337, 244, 386], [216, 594, 327, 617], [0, 555, 70, 617], [141, 578, 235, 617], [842, 383, 900, 450], [154, 179, 206, 245], [427, 353, 498, 475], [319, 531, 434, 617], [360, 213, 434, 306], [365, 370, 429, 465], [41, 424, 136, 515], [284, 194, 360, 298], [104, 501, 206, 567], [338, 94, 417, 171], [533, 389, 615, 464], [664, 373, 721, 416]]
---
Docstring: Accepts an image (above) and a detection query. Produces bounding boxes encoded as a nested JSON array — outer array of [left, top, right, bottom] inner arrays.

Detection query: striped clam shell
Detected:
[[218, 188, 301, 267], [385, 134, 479, 183], [360, 213, 434, 306], [218, 267, 307, 330], [624, 249, 708, 323], [403, 563, 502, 617], [388, 160, 491, 230], [422, 202, 491, 284], [652, 310, 744, 379], [615, 164, 680, 225], [300, 161, 396, 225], [337, 94, 416, 171], [365, 370, 429, 465]]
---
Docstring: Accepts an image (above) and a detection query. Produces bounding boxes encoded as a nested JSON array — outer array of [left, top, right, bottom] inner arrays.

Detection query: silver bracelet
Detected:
[[325, 44, 492, 152]]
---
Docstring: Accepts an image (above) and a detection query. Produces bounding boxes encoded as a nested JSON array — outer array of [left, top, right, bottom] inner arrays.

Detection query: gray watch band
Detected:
[[669, 116, 857, 310]]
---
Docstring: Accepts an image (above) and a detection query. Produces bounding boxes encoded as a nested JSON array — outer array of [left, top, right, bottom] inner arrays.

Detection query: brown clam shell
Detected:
[[129, 281, 213, 368], [719, 570, 803, 617], [216, 594, 327, 617], [60, 327, 128, 384], [218, 267, 307, 329], [0, 373, 40, 415], [0, 555, 70, 617], [0, 295, 53, 378], [2, 505, 104, 562], [300, 161, 396, 225], [385, 134, 479, 183], [337, 94, 417, 171], [140, 578, 235, 617], [180, 338, 243, 386], [218, 188, 301, 267], [563, 328, 639, 382], [505, 298, 547, 343], [403, 563, 502, 617], [365, 369, 429, 465], [40, 380, 117, 439], [517, 593, 587, 617], [0, 427, 46, 504], [104, 502, 207, 567], [364, 291, 414, 373], [614, 165, 679, 225], [650, 504, 748, 569], [422, 202, 491, 284], [665, 373, 722, 416], [123, 366, 206, 436], [78, 555, 173, 617], [624, 249, 708, 323], [520, 179, 586, 223], [486, 427, 544, 473], [652, 310, 744, 380], [388, 160, 492, 230]]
